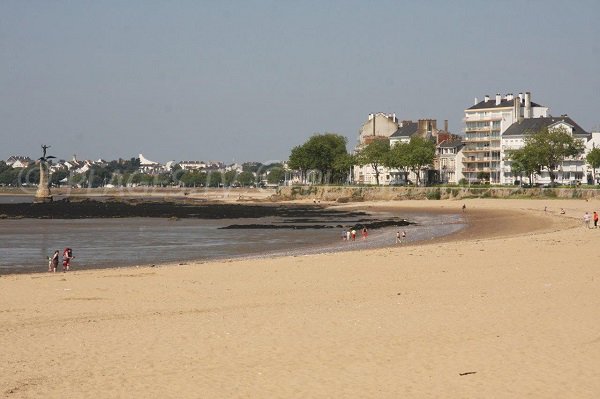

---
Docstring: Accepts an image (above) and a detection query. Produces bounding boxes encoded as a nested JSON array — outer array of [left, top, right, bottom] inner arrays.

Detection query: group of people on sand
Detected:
[[583, 211, 599, 229], [48, 248, 74, 273], [341, 227, 368, 242]]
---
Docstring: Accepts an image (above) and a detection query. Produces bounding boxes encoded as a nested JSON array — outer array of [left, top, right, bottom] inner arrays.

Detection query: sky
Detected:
[[1, 0, 599, 164]]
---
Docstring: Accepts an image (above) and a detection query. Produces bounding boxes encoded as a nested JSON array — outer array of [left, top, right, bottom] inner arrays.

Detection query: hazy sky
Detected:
[[1, 0, 599, 163]]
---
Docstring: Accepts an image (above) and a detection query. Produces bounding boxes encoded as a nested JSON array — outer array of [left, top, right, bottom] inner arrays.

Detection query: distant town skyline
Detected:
[[1, 1, 599, 163]]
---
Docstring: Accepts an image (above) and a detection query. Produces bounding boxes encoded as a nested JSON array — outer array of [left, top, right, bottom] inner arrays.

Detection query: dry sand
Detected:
[[2, 198, 600, 398]]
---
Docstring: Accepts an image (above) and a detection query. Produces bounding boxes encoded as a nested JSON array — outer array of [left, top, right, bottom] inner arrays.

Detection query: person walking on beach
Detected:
[[346, 230, 351, 241], [583, 212, 591, 229], [362, 227, 368, 240], [62, 247, 74, 272], [396, 231, 401, 244], [462, 204, 466, 212], [351, 229, 356, 241], [49, 250, 59, 273], [594, 211, 598, 228], [341, 228, 347, 241], [402, 230, 406, 241]]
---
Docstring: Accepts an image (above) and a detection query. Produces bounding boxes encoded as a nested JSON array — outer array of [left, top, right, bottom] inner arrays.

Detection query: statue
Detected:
[[35, 144, 55, 202]]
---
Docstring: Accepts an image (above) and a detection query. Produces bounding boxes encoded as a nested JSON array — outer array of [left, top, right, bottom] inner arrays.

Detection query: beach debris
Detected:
[[459, 371, 477, 376]]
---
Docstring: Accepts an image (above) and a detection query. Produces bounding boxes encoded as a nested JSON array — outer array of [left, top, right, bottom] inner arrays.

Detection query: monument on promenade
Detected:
[[35, 144, 55, 202]]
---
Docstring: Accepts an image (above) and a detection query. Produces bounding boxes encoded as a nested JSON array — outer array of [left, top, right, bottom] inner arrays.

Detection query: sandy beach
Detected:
[[2, 198, 600, 398]]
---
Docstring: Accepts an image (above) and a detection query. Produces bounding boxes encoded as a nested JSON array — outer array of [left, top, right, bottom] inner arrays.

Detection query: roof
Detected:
[[438, 139, 464, 148], [502, 116, 590, 137], [467, 98, 543, 110], [389, 121, 418, 138]]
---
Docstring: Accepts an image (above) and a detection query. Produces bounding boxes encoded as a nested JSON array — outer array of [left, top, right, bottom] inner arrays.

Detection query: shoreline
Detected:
[[2, 199, 565, 277], [0, 204, 462, 275]]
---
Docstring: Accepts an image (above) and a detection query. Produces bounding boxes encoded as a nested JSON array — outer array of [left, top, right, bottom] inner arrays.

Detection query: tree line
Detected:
[[288, 133, 436, 186], [508, 126, 600, 186]]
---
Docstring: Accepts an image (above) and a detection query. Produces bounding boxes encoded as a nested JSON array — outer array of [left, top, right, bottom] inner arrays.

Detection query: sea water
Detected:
[[0, 212, 465, 274]]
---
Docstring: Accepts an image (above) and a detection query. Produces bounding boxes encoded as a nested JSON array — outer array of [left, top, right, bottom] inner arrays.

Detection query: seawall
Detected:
[[275, 185, 600, 202]]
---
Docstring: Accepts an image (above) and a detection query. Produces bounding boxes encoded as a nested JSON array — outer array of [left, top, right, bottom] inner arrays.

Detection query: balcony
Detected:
[[465, 126, 492, 132], [462, 167, 493, 173], [464, 136, 500, 142], [463, 114, 503, 122]]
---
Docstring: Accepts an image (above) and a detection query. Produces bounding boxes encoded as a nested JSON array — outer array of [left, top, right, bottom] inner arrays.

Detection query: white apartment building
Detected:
[[502, 116, 591, 185], [463, 92, 548, 184]]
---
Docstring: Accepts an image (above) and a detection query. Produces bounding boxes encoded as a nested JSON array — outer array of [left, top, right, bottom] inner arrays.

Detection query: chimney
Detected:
[[518, 93, 524, 104], [392, 113, 396, 123], [474, 97, 478, 105], [507, 93, 513, 101], [418, 119, 427, 134], [525, 92, 531, 118], [484, 95, 490, 103], [372, 114, 376, 136], [368, 113, 373, 121], [444, 119, 448, 132], [495, 93, 501, 105]]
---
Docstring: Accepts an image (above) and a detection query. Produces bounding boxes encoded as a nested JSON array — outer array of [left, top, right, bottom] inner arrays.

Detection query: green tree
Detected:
[[404, 136, 436, 186], [332, 153, 355, 184], [0, 166, 21, 186], [508, 146, 541, 186], [267, 167, 285, 185], [586, 147, 600, 185], [207, 171, 222, 187], [355, 139, 390, 185], [385, 142, 411, 184], [289, 133, 348, 184], [288, 145, 311, 183], [523, 126, 585, 187], [50, 170, 69, 187], [237, 171, 255, 187], [223, 170, 238, 186]]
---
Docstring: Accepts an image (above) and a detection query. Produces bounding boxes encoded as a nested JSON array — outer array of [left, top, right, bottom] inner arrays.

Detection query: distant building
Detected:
[[138, 153, 162, 174], [354, 113, 452, 185], [502, 115, 590, 185], [6, 156, 32, 168], [435, 139, 464, 184], [463, 92, 548, 184], [358, 112, 400, 146], [179, 161, 207, 171]]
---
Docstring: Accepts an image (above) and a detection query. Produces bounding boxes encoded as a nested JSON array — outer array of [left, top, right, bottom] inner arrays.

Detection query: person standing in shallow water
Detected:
[[50, 250, 59, 273], [62, 248, 74, 272]]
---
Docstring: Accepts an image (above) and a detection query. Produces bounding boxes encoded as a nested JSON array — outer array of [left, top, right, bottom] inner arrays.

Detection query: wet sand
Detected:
[[2, 198, 600, 398]]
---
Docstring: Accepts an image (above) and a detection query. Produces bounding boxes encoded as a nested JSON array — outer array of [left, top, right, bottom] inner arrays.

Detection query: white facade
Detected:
[[463, 92, 548, 184], [501, 118, 591, 185]]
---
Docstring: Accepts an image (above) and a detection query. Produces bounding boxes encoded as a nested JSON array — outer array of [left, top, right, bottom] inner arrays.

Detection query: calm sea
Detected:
[[0, 196, 466, 274]]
